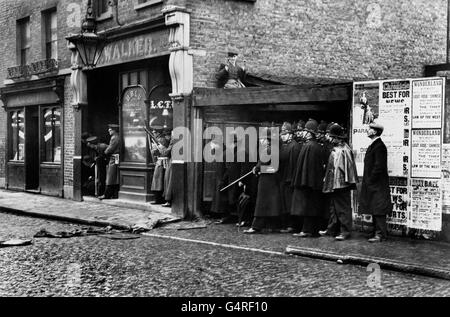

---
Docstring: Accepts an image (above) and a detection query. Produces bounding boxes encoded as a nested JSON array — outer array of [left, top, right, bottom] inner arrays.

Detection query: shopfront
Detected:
[[80, 20, 172, 203], [1, 76, 65, 196]]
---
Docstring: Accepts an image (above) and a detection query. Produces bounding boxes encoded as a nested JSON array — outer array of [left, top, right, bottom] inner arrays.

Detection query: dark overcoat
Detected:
[[287, 140, 302, 186], [253, 161, 283, 218], [104, 134, 120, 186], [291, 138, 326, 217], [358, 138, 392, 215], [279, 140, 296, 215]]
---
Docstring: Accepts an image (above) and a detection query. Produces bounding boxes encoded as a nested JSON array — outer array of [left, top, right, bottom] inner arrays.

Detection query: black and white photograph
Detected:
[[0, 0, 450, 304]]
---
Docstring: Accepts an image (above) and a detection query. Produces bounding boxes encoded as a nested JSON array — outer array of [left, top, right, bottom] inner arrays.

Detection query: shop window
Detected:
[[17, 17, 31, 65], [9, 111, 25, 161], [42, 9, 57, 60], [43, 108, 61, 163]]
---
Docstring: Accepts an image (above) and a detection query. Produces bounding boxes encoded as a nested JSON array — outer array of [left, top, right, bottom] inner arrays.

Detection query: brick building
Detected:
[[0, 0, 448, 233]]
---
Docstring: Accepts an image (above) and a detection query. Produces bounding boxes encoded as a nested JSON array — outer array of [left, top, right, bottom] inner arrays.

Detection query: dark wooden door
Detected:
[[25, 107, 39, 190]]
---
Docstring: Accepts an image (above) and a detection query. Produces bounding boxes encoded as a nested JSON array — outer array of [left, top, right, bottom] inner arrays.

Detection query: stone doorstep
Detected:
[[285, 245, 450, 281]]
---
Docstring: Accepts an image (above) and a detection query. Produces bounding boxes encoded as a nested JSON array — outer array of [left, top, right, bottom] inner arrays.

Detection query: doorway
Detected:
[[25, 107, 39, 190]]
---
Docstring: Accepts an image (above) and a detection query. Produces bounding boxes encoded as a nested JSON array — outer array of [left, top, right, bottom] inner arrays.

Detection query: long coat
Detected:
[[291, 138, 326, 217], [358, 138, 392, 215], [254, 161, 283, 218], [104, 134, 120, 186], [163, 140, 174, 201], [279, 140, 296, 215]]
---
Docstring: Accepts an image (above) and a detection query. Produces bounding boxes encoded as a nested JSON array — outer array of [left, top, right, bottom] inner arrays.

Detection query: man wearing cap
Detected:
[[321, 123, 358, 240], [86, 135, 108, 197], [359, 122, 392, 242], [99, 124, 121, 199], [291, 119, 326, 237], [216, 52, 246, 89], [150, 133, 171, 205]]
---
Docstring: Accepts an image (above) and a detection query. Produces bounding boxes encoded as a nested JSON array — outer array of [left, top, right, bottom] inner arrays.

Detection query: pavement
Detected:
[[1, 189, 449, 281]]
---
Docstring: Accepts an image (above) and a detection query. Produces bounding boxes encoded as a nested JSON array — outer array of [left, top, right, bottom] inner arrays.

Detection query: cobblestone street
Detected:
[[0, 213, 449, 297]]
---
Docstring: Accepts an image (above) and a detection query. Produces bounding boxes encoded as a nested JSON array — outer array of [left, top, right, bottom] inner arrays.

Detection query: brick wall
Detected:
[[188, 0, 447, 88]]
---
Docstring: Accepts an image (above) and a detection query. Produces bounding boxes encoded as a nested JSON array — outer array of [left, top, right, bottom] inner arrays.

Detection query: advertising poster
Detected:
[[352, 82, 380, 176], [387, 177, 409, 226], [409, 178, 442, 231], [379, 80, 411, 177], [411, 129, 441, 179], [411, 78, 444, 129], [442, 144, 450, 214]]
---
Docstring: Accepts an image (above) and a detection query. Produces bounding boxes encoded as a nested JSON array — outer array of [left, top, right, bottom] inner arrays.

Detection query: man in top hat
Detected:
[[291, 118, 326, 237], [321, 123, 358, 240], [99, 124, 121, 199], [359, 122, 392, 242], [216, 51, 247, 89], [86, 135, 109, 197]]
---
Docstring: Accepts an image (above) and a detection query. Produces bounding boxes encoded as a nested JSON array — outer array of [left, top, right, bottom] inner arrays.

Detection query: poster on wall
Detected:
[[409, 178, 442, 231], [411, 78, 444, 129], [379, 80, 411, 177], [387, 177, 409, 226], [352, 77, 445, 231], [442, 145, 450, 214], [411, 129, 442, 179], [352, 82, 380, 176]]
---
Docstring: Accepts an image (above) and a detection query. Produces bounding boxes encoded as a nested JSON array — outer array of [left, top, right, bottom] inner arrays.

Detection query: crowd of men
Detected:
[[213, 118, 391, 243]]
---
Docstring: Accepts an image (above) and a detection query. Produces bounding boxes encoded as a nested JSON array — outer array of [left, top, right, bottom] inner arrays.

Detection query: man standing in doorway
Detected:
[[99, 124, 121, 200], [359, 122, 392, 242]]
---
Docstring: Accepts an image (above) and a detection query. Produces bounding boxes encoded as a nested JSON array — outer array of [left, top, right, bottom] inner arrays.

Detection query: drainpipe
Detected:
[[447, 0, 450, 63]]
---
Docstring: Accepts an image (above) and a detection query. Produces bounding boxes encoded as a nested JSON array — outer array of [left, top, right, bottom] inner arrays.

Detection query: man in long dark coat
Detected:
[[278, 122, 298, 233], [359, 122, 392, 242], [244, 127, 283, 234], [100, 124, 121, 199], [291, 119, 326, 237], [321, 123, 358, 240]]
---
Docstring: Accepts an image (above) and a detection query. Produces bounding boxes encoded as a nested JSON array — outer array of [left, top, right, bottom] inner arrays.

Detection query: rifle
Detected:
[[220, 170, 254, 192]]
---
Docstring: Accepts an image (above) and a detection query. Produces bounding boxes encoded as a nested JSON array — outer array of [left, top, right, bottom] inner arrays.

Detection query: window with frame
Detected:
[[43, 9, 57, 60], [43, 107, 61, 163], [17, 17, 31, 65], [9, 111, 25, 161], [95, 0, 110, 17]]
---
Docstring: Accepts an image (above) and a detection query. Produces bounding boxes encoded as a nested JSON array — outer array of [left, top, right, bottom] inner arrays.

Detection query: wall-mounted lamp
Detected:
[[66, 0, 107, 69]]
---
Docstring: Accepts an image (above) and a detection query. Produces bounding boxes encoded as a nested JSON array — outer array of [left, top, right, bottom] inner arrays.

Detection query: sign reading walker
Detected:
[[352, 77, 445, 232]]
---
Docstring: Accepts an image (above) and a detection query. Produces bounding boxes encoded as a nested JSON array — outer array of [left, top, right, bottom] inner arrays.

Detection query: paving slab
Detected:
[[0, 190, 181, 231]]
